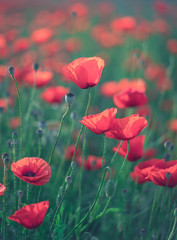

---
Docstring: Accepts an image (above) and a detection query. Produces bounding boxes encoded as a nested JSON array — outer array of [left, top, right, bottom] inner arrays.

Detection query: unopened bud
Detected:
[[2, 153, 9, 160], [17, 190, 24, 198], [65, 176, 72, 185], [8, 66, 15, 75], [36, 129, 43, 138], [140, 229, 146, 236], [33, 62, 39, 72], [65, 93, 74, 105], [70, 112, 77, 120], [71, 161, 77, 170], [105, 180, 115, 198]]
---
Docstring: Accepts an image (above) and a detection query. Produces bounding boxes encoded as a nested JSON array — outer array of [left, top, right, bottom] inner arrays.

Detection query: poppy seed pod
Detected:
[[17, 190, 24, 198], [65, 93, 74, 105], [8, 66, 15, 75], [36, 129, 43, 138], [105, 180, 115, 198], [65, 176, 72, 185]]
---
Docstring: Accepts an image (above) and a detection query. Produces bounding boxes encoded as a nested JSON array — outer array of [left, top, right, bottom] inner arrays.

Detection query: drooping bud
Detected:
[[65, 93, 74, 105], [65, 176, 72, 185], [8, 66, 15, 75], [105, 180, 115, 198], [36, 129, 43, 138], [71, 161, 77, 170], [2, 153, 9, 160]]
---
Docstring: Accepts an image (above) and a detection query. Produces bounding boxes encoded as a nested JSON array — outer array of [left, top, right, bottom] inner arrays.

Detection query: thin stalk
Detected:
[[38, 137, 42, 158], [48, 104, 70, 165], [10, 74, 23, 157], [167, 217, 177, 240], [12, 139, 17, 211], [63, 167, 109, 240], [2, 164, 7, 240], [110, 141, 123, 165], [148, 189, 159, 233], [26, 183, 31, 204]]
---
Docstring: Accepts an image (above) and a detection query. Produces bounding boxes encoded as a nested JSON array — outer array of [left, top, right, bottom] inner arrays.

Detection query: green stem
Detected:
[[38, 137, 42, 158], [26, 183, 31, 204], [110, 140, 123, 165], [12, 139, 17, 211], [63, 167, 109, 240], [148, 189, 158, 233], [102, 135, 107, 167], [3, 165, 7, 240], [10, 74, 23, 158], [48, 105, 70, 165], [167, 217, 177, 240]]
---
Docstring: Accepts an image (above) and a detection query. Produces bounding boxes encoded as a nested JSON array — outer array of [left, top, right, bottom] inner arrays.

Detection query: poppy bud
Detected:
[[17, 190, 24, 199], [33, 62, 39, 72], [65, 176, 72, 185], [65, 93, 74, 105], [164, 141, 174, 151], [12, 131, 17, 139], [36, 129, 43, 138], [166, 172, 171, 180], [105, 180, 115, 198], [164, 152, 171, 161], [71, 161, 77, 170], [82, 232, 92, 239], [174, 208, 177, 217], [2, 153, 9, 160], [7, 139, 13, 149], [140, 229, 146, 236], [56, 186, 64, 205], [8, 66, 15, 75]]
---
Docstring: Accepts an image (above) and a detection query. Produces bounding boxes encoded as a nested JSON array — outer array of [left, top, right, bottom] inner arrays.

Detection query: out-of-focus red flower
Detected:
[[153, 19, 170, 35], [64, 38, 81, 52], [130, 159, 161, 184], [145, 64, 166, 81], [98, 2, 114, 16], [113, 88, 147, 109], [31, 28, 53, 44], [166, 119, 177, 132], [113, 135, 145, 161], [11, 157, 51, 186], [111, 16, 136, 32], [9, 201, 49, 229], [143, 148, 157, 160], [105, 114, 148, 140], [0, 34, 7, 58], [132, 21, 152, 40], [80, 108, 117, 135], [65, 144, 81, 161], [25, 70, 53, 88], [8, 117, 20, 129], [154, 1, 169, 15], [155, 75, 172, 92], [77, 155, 103, 170], [101, 78, 146, 98], [41, 86, 69, 104], [167, 39, 177, 54], [0, 98, 8, 112], [62, 57, 105, 89], [40, 40, 62, 57], [69, 3, 88, 18], [13, 38, 30, 53], [0, 183, 6, 196], [137, 105, 152, 118]]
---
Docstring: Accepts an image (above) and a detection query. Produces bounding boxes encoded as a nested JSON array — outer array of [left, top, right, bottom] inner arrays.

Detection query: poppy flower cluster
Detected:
[[130, 159, 177, 187]]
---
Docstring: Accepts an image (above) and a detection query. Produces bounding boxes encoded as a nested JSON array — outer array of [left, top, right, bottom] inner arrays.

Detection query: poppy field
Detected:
[[1, 0, 177, 239]]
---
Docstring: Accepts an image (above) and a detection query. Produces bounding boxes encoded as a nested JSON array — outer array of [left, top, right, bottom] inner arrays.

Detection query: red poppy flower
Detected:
[[0, 98, 8, 112], [143, 148, 157, 160], [69, 3, 88, 18], [105, 114, 148, 140], [31, 28, 53, 44], [80, 108, 117, 134], [113, 88, 147, 109], [65, 144, 81, 161], [130, 159, 161, 184], [25, 71, 53, 88], [62, 57, 105, 89], [13, 38, 30, 53], [0, 183, 6, 196], [41, 86, 69, 104], [9, 201, 49, 229], [77, 155, 103, 170], [65, 38, 81, 53], [111, 17, 136, 32], [154, 1, 169, 15], [8, 117, 21, 129], [166, 119, 177, 132], [113, 135, 145, 161], [11, 157, 51, 186]]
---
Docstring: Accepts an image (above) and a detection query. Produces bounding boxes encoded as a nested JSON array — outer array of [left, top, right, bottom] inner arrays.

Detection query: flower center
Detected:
[[23, 171, 36, 177]]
